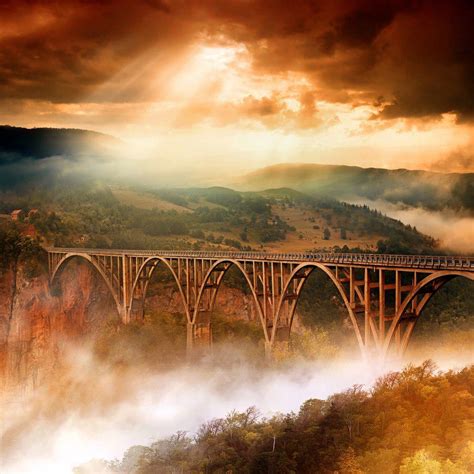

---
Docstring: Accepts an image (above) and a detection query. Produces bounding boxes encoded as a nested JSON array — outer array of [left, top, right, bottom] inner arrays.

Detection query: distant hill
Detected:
[[0, 181, 437, 254], [1, 126, 471, 216], [0, 125, 121, 188], [243, 163, 474, 213], [0, 125, 120, 162]]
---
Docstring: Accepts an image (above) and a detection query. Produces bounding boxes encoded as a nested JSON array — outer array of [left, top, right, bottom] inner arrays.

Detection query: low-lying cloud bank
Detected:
[[1, 338, 473, 474], [0, 348, 368, 473], [351, 199, 474, 254]]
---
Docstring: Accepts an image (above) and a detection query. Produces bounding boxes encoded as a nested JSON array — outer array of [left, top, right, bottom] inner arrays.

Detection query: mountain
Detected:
[[1, 126, 471, 215], [242, 163, 474, 214], [0, 125, 121, 189], [0, 125, 119, 162]]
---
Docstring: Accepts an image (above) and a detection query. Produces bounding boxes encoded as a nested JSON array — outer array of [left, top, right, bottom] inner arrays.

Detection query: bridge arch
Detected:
[[50, 253, 122, 317], [383, 270, 474, 357], [128, 257, 190, 322], [193, 259, 267, 342], [272, 262, 365, 355]]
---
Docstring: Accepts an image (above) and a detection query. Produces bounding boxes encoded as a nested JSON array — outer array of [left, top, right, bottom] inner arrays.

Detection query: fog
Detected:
[[388, 209, 473, 254], [0, 345, 370, 473], [349, 199, 474, 254], [2, 335, 472, 474]]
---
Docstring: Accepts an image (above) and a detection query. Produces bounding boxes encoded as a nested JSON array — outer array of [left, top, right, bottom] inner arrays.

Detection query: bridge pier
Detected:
[[120, 306, 130, 325], [264, 340, 273, 359], [264, 325, 291, 360], [186, 314, 212, 358]]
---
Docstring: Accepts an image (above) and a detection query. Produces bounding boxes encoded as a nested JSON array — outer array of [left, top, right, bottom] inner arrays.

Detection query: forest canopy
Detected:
[[75, 362, 474, 474]]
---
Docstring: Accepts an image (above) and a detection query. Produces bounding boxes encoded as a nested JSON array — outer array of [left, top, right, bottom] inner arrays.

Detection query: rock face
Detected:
[[0, 260, 115, 393], [0, 260, 262, 393], [146, 284, 258, 322]]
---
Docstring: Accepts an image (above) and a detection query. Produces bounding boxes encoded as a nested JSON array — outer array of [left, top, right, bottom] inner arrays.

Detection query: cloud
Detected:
[[199, 0, 474, 122], [1, 0, 474, 125], [0, 0, 192, 103], [372, 1, 474, 122], [172, 90, 323, 130], [0, 340, 417, 473], [355, 199, 474, 253], [429, 145, 474, 173]]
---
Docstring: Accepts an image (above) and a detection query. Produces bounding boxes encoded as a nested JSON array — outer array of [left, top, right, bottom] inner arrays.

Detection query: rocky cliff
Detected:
[[0, 260, 115, 393], [0, 259, 263, 394]]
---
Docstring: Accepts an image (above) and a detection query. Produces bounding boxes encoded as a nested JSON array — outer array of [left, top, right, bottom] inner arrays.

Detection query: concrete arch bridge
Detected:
[[47, 248, 474, 360]]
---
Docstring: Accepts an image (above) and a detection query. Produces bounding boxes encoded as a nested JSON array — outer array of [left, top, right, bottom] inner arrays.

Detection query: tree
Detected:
[[400, 450, 442, 474], [336, 447, 364, 474]]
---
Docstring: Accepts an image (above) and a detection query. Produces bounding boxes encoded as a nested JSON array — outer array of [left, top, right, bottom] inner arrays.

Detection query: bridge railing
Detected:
[[46, 247, 474, 271]]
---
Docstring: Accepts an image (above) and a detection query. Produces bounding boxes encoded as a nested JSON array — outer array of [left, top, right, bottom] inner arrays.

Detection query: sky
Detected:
[[1, 0, 474, 174]]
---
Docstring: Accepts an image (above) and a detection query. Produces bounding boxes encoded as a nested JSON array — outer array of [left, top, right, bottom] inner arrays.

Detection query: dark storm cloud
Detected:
[[1, 0, 473, 121], [204, 0, 474, 121], [0, 0, 192, 103]]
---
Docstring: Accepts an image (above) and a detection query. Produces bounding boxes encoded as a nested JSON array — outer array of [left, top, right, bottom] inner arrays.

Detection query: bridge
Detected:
[[46, 248, 474, 360]]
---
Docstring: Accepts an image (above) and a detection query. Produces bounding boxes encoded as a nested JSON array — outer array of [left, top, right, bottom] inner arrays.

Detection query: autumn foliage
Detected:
[[76, 361, 474, 473]]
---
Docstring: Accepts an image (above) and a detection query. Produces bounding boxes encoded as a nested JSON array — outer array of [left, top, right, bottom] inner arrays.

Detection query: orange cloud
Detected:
[[1, 1, 473, 120], [0, 0, 473, 174]]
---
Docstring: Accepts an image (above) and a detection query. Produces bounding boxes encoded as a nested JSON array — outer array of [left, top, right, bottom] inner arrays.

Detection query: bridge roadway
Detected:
[[46, 248, 474, 360]]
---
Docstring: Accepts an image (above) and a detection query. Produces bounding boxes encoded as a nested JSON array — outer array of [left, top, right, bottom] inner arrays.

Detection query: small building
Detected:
[[11, 209, 24, 221]]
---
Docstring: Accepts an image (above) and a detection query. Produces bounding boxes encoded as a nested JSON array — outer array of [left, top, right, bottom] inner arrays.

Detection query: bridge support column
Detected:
[[264, 340, 273, 359], [121, 306, 129, 325], [265, 326, 291, 360], [273, 326, 291, 359], [186, 313, 212, 359], [186, 323, 195, 356]]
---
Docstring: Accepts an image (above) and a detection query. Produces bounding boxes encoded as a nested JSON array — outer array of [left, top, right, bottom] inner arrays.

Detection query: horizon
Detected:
[[2, 123, 473, 179]]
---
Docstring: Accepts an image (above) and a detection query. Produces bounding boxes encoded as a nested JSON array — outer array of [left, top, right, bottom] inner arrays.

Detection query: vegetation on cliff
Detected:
[[0, 225, 45, 275], [0, 226, 45, 355]]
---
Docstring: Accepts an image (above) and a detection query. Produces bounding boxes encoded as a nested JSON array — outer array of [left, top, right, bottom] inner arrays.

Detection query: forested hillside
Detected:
[[75, 362, 474, 474], [0, 183, 438, 254], [0, 125, 119, 161], [243, 163, 474, 214]]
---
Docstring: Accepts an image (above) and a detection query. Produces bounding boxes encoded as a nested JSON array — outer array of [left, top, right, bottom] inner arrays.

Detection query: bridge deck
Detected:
[[46, 248, 474, 272]]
